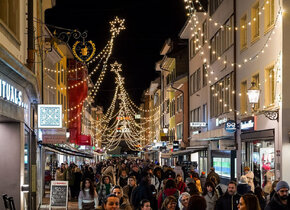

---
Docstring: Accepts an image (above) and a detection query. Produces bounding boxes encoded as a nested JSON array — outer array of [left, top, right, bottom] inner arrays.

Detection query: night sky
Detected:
[[45, 0, 187, 110]]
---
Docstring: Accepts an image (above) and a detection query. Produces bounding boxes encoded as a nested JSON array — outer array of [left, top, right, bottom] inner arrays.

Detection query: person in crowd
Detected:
[[140, 199, 151, 210], [186, 182, 200, 196], [102, 164, 117, 185], [118, 170, 128, 188], [132, 172, 157, 210], [206, 167, 220, 186], [102, 194, 120, 210], [215, 181, 241, 210], [255, 187, 266, 210], [55, 167, 64, 181], [67, 164, 76, 201], [78, 178, 98, 210], [203, 181, 218, 210], [161, 196, 178, 210], [178, 192, 190, 210], [268, 180, 279, 202], [265, 180, 290, 210], [154, 167, 164, 193], [158, 179, 180, 209], [244, 167, 255, 192], [192, 172, 202, 194], [176, 175, 186, 194], [118, 162, 129, 179], [200, 172, 207, 190], [210, 177, 223, 198], [237, 176, 251, 195], [112, 186, 132, 210], [174, 163, 184, 180], [237, 193, 261, 210], [164, 167, 176, 179], [73, 166, 83, 199], [130, 164, 141, 184], [145, 167, 160, 192], [188, 195, 207, 210], [98, 175, 115, 206], [123, 176, 137, 205]]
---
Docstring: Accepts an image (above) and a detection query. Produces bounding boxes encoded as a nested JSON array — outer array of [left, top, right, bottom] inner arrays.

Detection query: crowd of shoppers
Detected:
[[52, 159, 289, 210]]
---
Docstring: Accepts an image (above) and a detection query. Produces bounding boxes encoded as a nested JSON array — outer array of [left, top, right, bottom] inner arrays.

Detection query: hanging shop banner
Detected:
[[190, 122, 207, 127], [50, 181, 68, 210], [241, 117, 255, 132], [173, 141, 179, 151], [42, 129, 67, 144], [225, 120, 236, 133], [38, 105, 62, 128]]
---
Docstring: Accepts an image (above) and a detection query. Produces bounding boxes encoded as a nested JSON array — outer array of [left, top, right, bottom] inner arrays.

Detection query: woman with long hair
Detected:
[[161, 196, 178, 210], [202, 182, 218, 210], [157, 179, 180, 209], [78, 178, 98, 210], [176, 175, 186, 194], [238, 193, 261, 210]]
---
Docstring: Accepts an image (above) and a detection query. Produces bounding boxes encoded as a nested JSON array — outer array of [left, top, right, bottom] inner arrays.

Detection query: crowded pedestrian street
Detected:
[[1, 0, 290, 210]]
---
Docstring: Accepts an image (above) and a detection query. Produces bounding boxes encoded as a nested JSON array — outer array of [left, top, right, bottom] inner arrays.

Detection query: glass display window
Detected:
[[241, 140, 275, 189]]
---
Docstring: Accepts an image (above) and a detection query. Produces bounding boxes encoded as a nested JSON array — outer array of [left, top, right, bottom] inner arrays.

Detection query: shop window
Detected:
[[241, 140, 275, 188], [264, 0, 275, 32], [240, 14, 247, 50], [202, 63, 208, 87], [213, 157, 231, 178], [240, 80, 248, 114], [265, 65, 275, 107], [252, 74, 260, 109], [251, 2, 260, 41], [0, 0, 20, 38]]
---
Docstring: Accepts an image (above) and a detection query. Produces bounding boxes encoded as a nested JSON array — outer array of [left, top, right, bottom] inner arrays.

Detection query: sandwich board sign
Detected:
[[50, 181, 68, 209]]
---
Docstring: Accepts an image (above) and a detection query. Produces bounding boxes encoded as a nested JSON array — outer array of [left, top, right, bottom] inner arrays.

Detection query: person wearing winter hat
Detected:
[[265, 180, 290, 210], [237, 176, 251, 195]]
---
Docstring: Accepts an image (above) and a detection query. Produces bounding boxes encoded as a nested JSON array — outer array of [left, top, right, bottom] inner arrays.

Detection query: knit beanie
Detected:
[[276, 181, 289, 192]]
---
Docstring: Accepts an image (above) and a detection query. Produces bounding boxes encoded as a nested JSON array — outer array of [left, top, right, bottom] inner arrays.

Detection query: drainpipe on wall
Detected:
[[27, 0, 35, 72]]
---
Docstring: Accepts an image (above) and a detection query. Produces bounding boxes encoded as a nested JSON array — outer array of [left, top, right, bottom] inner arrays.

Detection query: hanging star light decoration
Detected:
[[110, 16, 126, 36], [110, 61, 122, 72]]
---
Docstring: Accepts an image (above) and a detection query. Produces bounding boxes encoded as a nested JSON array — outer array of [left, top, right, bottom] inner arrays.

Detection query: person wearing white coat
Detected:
[[244, 166, 255, 192]]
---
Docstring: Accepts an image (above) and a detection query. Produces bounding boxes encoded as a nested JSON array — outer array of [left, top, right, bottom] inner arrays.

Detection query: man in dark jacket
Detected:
[[215, 181, 240, 210], [132, 172, 157, 210], [265, 180, 290, 210]]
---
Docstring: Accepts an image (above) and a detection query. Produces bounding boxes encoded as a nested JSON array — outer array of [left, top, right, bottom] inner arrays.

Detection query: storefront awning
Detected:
[[190, 127, 234, 143], [40, 143, 94, 159]]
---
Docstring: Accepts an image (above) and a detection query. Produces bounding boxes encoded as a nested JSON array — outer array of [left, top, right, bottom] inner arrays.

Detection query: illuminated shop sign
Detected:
[[225, 120, 236, 133], [241, 117, 255, 131], [190, 122, 207, 127], [0, 79, 28, 108], [216, 117, 227, 126], [116, 116, 131, 120]]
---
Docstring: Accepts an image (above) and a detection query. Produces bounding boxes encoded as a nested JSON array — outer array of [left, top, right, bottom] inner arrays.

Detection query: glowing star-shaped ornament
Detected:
[[115, 77, 125, 85], [110, 61, 122, 73], [110, 16, 125, 36]]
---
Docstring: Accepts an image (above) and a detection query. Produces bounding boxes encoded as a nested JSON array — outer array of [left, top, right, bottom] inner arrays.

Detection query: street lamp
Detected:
[[163, 127, 169, 134], [247, 82, 260, 106], [247, 82, 279, 121]]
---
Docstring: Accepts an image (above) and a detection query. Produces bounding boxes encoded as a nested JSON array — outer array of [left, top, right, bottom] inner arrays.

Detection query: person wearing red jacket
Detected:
[[158, 179, 180, 209], [176, 175, 186, 193]]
